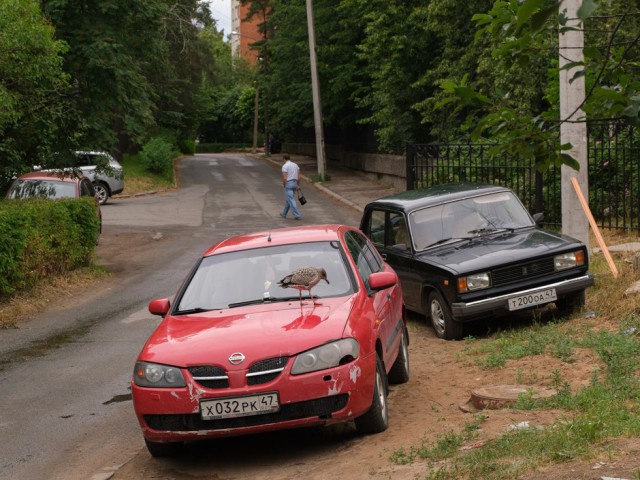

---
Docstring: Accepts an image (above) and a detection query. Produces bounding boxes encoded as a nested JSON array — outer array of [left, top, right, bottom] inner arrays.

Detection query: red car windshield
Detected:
[[176, 241, 355, 313], [7, 179, 77, 199]]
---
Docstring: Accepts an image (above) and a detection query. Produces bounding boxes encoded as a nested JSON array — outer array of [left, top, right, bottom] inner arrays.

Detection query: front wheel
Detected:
[[355, 355, 389, 434], [93, 182, 109, 205], [427, 291, 463, 340], [387, 327, 410, 384]]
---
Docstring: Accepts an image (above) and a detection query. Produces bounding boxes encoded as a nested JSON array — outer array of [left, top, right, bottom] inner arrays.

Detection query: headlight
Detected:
[[133, 361, 187, 387], [291, 339, 360, 375], [554, 251, 584, 271], [458, 272, 491, 293]]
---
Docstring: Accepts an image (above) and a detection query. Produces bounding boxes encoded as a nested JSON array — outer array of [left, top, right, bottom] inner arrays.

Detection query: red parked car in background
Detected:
[[131, 225, 410, 457], [5, 171, 102, 233]]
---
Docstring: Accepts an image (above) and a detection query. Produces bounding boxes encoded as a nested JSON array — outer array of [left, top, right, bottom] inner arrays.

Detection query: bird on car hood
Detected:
[[278, 267, 329, 303]]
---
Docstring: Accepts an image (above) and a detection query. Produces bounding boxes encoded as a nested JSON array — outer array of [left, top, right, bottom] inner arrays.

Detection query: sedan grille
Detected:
[[188, 357, 289, 389], [188, 365, 228, 389], [143, 394, 349, 431], [247, 356, 288, 386], [491, 257, 556, 287]]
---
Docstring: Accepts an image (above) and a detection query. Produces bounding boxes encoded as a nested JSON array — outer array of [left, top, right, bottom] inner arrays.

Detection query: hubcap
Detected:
[[431, 299, 445, 335], [95, 185, 108, 204], [376, 369, 388, 423]]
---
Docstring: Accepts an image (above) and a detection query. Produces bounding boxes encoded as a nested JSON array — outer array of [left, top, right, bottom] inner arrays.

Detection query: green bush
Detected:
[[140, 137, 178, 174], [178, 139, 196, 155], [0, 198, 100, 295]]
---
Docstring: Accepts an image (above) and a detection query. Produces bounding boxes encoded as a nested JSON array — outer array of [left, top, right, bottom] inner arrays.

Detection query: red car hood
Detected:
[[140, 295, 358, 367]]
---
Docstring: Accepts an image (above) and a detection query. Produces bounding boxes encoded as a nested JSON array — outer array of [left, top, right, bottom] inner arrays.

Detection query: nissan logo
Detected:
[[228, 352, 245, 365]]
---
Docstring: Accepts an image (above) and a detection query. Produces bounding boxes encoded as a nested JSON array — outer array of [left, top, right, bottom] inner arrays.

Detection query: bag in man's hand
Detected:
[[298, 188, 307, 206]]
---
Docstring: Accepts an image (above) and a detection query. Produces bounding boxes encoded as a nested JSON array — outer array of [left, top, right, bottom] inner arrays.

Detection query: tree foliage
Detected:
[[436, 0, 640, 171], [0, 0, 71, 191]]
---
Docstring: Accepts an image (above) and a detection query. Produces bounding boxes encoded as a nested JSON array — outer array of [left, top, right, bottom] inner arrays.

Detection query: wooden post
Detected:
[[571, 177, 618, 277]]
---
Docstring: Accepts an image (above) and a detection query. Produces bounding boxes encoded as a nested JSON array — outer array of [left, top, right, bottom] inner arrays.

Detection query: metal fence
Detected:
[[406, 122, 639, 233]]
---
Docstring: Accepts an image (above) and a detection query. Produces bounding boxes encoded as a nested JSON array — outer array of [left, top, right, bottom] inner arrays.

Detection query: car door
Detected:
[[364, 208, 422, 312], [343, 230, 401, 364]]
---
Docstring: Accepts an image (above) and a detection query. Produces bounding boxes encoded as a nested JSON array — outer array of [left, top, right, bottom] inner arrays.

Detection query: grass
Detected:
[[120, 154, 176, 195], [0, 265, 110, 328], [389, 230, 640, 479]]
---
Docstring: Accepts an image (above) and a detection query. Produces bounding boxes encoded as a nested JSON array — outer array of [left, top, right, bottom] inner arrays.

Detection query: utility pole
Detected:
[[559, 0, 589, 250], [305, 0, 327, 179]]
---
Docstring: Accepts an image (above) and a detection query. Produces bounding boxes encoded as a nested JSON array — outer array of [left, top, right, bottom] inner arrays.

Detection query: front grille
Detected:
[[247, 356, 288, 386], [188, 357, 289, 389], [143, 394, 349, 431], [491, 257, 556, 287], [188, 365, 228, 389]]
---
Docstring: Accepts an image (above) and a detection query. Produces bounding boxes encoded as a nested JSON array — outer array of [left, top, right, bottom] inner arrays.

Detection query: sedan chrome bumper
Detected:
[[451, 274, 595, 320]]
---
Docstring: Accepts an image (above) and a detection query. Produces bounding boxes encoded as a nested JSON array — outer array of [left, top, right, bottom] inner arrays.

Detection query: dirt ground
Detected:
[[11, 229, 637, 480]]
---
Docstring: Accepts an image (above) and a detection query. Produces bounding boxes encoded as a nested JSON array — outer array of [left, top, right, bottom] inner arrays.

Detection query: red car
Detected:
[[5, 171, 102, 233], [131, 225, 410, 457]]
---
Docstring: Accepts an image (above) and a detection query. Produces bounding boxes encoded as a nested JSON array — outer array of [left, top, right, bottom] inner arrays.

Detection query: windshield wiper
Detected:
[[423, 237, 470, 249], [174, 307, 212, 315], [467, 227, 515, 236], [227, 296, 312, 308]]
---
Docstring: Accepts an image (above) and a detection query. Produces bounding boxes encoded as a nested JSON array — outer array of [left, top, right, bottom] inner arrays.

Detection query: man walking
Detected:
[[280, 155, 301, 220]]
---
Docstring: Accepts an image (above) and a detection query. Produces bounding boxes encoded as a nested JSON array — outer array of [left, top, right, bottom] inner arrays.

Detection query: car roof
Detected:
[[15, 171, 83, 183], [366, 183, 513, 212], [203, 224, 349, 257]]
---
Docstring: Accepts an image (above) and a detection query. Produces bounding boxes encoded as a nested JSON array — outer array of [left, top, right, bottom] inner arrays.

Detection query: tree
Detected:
[[41, 0, 221, 156], [435, 0, 640, 172], [0, 0, 71, 191]]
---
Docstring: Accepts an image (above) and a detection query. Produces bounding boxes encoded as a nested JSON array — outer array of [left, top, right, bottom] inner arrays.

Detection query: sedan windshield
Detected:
[[176, 241, 355, 313], [409, 191, 535, 251], [7, 179, 77, 199]]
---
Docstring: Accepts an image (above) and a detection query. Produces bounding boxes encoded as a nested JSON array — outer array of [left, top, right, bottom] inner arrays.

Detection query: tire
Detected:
[[94, 182, 109, 205], [427, 290, 464, 340], [387, 327, 410, 384], [144, 438, 184, 458], [355, 355, 389, 434], [555, 290, 586, 317]]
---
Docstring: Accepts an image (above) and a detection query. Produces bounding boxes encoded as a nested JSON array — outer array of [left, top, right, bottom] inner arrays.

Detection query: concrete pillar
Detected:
[[559, 0, 590, 250]]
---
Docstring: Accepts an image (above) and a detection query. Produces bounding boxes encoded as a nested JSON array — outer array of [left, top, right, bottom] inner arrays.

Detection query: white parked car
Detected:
[[74, 151, 125, 205], [35, 151, 125, 205]]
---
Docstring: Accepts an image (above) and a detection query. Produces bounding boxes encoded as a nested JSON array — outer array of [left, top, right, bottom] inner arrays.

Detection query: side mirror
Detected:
[[532, 212, 544, 225], [149, 298, 171, 317], [369, 271, 398, 291]]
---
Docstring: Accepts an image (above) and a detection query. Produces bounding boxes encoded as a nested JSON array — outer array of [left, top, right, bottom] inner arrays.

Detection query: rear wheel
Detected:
[[388, 327, 410, 384], [355, 355, 389, 434], [555, 290, 586, 317], [427, 291, 463, 340], [94, 181, 109, 205], [144, 438, 184, 457]]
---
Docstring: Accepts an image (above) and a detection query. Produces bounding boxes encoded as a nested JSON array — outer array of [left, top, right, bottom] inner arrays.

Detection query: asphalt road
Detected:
[[0, 154, 362, 480]]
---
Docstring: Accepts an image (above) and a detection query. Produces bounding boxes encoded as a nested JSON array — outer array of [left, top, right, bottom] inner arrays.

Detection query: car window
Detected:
[[344, 231, 383, 289], [409, 191, 535, 251], [390, 212, 410, 251], [176, 241, 354, 312], [7, 179, 77, 199], [76, 154, 92, 167], [369, 210, 386, 248]]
